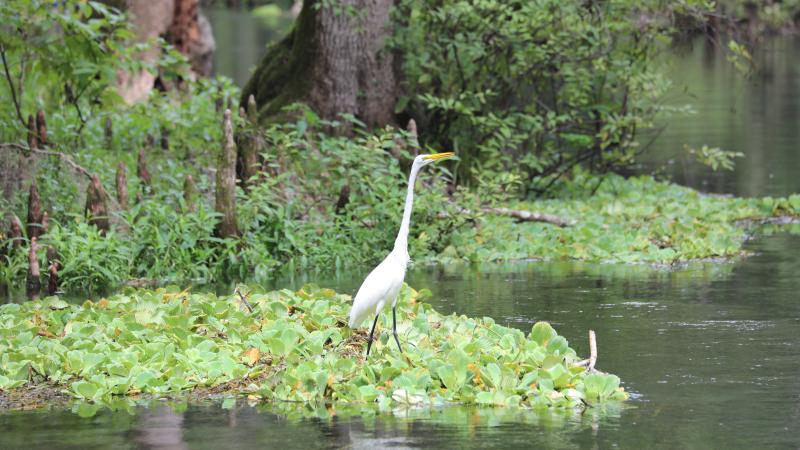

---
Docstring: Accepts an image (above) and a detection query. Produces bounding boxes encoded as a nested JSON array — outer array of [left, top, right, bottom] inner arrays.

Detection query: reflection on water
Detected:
[[2, 233, 799, 449], [646, 36, 800, 197]]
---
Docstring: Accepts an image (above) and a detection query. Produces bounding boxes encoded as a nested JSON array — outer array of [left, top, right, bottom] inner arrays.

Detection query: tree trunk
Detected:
[[241, 0, 398, 128], [108, 0, 216, 103]]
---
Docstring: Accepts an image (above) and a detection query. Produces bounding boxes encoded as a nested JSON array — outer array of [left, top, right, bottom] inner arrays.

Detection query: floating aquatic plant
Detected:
[[0, 285, 627, 410]]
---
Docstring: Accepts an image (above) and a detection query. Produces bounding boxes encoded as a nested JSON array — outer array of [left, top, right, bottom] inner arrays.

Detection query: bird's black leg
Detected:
[[366, 314, 380, 357], [392, 306, 403, 353]]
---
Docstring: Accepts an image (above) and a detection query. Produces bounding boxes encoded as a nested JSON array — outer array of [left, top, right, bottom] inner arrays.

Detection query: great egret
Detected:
[[348, 152, 454, 356]]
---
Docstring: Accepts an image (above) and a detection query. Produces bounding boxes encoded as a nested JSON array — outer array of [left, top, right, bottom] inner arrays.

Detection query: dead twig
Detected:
[[234, 287, 254, 313]]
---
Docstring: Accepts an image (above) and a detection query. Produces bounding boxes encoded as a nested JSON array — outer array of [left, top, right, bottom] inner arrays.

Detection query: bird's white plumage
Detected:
[[348, 248, 408, 328], [347, 152, 452, 336]]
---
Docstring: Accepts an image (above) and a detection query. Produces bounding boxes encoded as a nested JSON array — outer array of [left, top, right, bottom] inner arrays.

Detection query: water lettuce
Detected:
[[0, 285, 627, 410]]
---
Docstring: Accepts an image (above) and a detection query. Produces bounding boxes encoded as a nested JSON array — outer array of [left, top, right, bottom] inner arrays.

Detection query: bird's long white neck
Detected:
[[393, 164, 421, 252]]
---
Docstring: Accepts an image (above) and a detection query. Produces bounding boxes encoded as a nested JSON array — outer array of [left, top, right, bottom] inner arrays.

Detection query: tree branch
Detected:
[[0, 142, 92, 180], [440, 205, 573, 227], [0, 45, 26, 127]]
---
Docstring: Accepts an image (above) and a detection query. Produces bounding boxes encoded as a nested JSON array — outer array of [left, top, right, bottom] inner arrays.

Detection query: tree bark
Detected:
[[108, 0, 215, 103], [241, 0, 398, 128]]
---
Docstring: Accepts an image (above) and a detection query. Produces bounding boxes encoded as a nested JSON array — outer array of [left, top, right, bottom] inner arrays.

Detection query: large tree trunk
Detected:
[[241, 0, 397, 128], [110, 0, 216, 103]]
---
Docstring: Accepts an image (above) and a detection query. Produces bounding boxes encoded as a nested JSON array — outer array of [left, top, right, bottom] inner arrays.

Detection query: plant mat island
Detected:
[[0, 285, 626, 415]]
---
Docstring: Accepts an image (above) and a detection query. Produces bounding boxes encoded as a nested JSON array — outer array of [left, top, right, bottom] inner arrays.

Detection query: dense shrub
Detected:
[[393, 0, 711, 194]]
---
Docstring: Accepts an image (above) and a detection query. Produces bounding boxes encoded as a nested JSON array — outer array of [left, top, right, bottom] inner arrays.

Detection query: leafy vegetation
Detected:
[[392, 0, 714, 191], [441, 173, 800, 264], [0, 1, 797, 296], [0, 285, 627, 411]]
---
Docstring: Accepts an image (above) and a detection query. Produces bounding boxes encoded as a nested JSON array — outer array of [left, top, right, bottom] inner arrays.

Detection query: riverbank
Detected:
[[2, 165, 798, 296]]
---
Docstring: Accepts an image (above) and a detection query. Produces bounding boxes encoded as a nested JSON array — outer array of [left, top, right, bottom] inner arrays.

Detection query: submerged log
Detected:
[[26, 237, 40, 300], [116, 162, 129, 210], [36, 110, 47, 147], [85, 175, 110, 234], [183, 174, 197, 212], [215, 109, 239, 238], [27, 181, 43, 240]]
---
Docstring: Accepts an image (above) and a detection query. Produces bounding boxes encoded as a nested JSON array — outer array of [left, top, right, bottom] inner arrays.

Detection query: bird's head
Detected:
[[414, 152, 455, 168]]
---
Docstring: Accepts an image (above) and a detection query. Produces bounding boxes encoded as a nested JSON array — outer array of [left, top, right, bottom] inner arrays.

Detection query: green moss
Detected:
[[0, 285, 626, 411], [240, 0, 320, 123]]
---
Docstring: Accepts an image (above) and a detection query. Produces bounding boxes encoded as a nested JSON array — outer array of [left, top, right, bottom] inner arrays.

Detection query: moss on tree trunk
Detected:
[[240, 0, 398, 128]]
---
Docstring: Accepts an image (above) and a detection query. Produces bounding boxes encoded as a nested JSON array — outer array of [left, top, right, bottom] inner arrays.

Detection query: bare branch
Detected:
[[0, 142, 92, 180], [0, 45, 26, 127]]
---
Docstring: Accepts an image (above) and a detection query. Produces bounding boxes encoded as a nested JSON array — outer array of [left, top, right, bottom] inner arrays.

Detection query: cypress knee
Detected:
[[9, 216, 23, 249], [85, 175, 110, 234], [116, 162, 129, 209], [41, 211, 49, 235], [27, 115, 38, 150], [335, 184, 350, 215], [36, 110, 47, 147], [104, 116, 113, 149], [215, 109, 239, 238], [184, 174, 197, 213], [137, 148, 152, 191], [26, 237, 40, 300], [27, 181, 43, 240], [47, 262, 59, 296]]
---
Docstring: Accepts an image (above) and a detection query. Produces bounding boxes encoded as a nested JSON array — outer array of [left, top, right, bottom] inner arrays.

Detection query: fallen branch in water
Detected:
[[440, 206, 573, 227], [575, 330, 605, 374], [482, 207, 573, 227]]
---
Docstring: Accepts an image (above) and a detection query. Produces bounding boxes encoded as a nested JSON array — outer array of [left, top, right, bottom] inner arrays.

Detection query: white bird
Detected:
[[348, 152, 454, 356]]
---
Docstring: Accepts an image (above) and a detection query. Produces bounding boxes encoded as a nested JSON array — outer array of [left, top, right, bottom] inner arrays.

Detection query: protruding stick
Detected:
[[234, 287, 254, 313], [588, 329, 597, 372]]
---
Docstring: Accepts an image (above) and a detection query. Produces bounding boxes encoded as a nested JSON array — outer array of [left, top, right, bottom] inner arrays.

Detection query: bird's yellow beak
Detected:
[[422, 152, 454, 162]]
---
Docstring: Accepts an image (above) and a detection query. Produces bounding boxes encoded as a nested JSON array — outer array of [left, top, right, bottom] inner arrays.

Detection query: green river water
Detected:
[[2, 12, 799, 450]]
